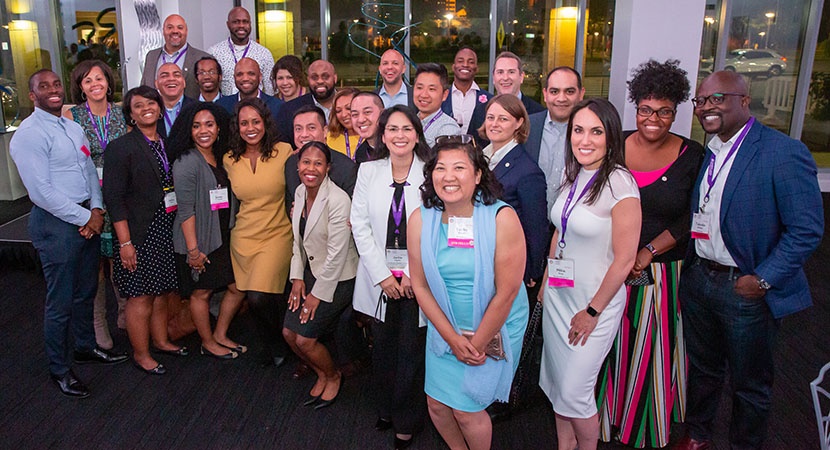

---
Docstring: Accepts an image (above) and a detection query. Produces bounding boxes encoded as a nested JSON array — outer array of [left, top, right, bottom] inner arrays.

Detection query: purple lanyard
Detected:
[[703, 117, 754, 205], [558, 171, 599, 255], [161, 44, 188, 65], [143, 134, 170, 174], [389, 183, 409, 234], [228, 37, 251, 64], [344, 130, 362, 161], [84, 102, 110, 150], [423, 111, 444, 133], [163, 103, 182, 130]]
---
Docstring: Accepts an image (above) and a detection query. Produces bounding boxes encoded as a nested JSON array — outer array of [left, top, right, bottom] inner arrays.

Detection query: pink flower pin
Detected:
[[478, 94, 488, 103]]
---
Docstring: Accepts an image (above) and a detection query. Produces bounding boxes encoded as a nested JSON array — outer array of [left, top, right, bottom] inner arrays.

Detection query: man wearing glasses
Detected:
[[675, 71, 822, 450], [141, 14, 211, 100], [195, 56, 223, 102]]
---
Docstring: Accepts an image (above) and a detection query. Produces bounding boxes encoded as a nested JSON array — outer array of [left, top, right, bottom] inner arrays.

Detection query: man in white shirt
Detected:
[[208, 7, 275, 96], [413, 63, 461, 148], [440, 47, 493, 146], [141, 14, 211, 99], [525, 66, 584, 216], [377, 49, 412, 108], [493, 51, 545, 115]]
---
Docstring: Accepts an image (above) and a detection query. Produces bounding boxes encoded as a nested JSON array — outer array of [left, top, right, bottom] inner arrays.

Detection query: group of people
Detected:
[[9, 6, 824, 450]]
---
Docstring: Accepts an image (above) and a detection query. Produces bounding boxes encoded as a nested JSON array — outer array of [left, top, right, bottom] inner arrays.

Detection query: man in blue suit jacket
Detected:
[[216, 57, 283, 122], [676, 71, 823, 450], [440, 47, 493, 148]]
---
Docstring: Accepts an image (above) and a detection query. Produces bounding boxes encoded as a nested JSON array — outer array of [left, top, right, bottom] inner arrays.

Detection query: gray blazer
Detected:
[[290, 177, 358, 302], [171, 150, 237, 256], [141, 45, 212, 100]]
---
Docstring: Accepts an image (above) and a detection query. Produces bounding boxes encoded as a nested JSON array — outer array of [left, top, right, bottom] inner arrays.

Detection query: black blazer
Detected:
[[217, 92, 284, 123], [156, 96, 198, 139], [275, 93, 315, 146], [521, 94, 546, 115], [103, 128, 169, 246], [441, 87, 493, 148], [354, 140, 374, 166], [140, 45, 212, 99]]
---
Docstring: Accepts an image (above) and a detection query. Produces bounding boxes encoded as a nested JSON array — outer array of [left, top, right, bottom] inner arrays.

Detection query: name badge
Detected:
[[691, 213, 710, 240], [164, 190, 178, 213], [209, 187, 229, 210], [386, 248, 407, 278], [448, 216, 474, 248], [548, 258, 575, 288], [96, 167, 103, 186]]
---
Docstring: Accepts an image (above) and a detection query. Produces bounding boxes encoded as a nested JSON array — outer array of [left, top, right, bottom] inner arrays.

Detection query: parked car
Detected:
[[700, 49, 788, 77]]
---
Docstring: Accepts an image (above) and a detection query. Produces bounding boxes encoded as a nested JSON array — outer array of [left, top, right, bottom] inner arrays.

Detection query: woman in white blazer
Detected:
[[283, 142, 359, 411], [350, 105, 431, 449]]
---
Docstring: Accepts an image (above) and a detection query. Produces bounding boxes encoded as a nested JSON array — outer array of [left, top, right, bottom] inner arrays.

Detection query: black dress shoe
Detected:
[[393, 436, 413, 450], [218, 342, 248, 354], [74, 347, 128, 365], [375, 418, 393, 431], [314, 373, 343, 410], [154, 346, 189, 357], [133, 362, 167, 375], [51, 371, 90, 398], [200, 346, 238, 360]]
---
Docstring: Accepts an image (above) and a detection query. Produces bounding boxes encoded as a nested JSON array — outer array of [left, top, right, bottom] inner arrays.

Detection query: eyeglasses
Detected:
[[384, 125, 415, 134], [196, 70, 218, 76], [434, 134, 476, 149], [691, 92, 746, 108], [636, 106, 676, 119]]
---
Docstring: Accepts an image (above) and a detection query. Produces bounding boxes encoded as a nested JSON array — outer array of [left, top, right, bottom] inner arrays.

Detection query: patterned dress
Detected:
[[69, 103, 128, 257]]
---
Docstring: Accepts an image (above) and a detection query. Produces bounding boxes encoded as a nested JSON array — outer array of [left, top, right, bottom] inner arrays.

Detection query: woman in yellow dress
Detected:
[[224, 97, 294, 367]]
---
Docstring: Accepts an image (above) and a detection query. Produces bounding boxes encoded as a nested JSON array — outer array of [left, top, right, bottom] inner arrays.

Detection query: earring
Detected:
[[81, 91, 87, 101], [107, 87, 112, 96]]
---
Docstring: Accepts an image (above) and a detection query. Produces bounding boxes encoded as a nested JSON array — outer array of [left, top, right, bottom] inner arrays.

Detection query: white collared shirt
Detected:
[[484, 139, 518, 170], [313, 95, 332, 122], [695, 120, 752, 266], [450, 81, 481, 134]]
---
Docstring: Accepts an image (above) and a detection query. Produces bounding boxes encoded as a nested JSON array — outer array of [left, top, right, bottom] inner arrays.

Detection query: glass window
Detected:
[[256, 0, 320, 76], [585, 0, 615, 98], [803, 2, 830, 167], [496, 0, 548, 101]]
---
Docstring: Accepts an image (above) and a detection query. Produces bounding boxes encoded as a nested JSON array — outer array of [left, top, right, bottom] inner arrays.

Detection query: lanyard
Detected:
[[161, 44, 188, 65], [557, 170, 598, 257], [702, 117, 754, 205], [163, 102, 182, 130], [143, 134, 170, 174], [84, 102, 111, 150], [389, 182, 409, 235], [423, 111, 444, 132], [228, 37, 251, 64], [344, 130, 362, 161]]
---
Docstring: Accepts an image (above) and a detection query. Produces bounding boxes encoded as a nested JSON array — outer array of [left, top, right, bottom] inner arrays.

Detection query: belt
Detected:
[[78, 199, 91, 209], [699, 257, 739, 273]]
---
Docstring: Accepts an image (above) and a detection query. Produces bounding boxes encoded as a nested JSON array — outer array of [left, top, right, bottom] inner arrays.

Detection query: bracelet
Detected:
[[645, 243, 658, 256], [187, 246, 200, 254], [120, 240, 132, 247]]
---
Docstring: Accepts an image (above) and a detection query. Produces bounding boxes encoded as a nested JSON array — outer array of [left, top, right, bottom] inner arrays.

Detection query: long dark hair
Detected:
[[228, 97, 281, 162], [562, 98, 626, 205], [371, 105, 431, 162], [421, 141, 502, 210], [166, 102, 231, 166]]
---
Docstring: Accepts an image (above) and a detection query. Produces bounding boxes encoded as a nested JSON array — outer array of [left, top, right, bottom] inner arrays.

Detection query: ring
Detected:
[[302, 308, 309, 313], [293, 296, 297, 300]]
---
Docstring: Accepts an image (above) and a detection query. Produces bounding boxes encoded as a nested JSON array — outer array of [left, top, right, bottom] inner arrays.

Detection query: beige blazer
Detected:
[[290, 177, 358, 302]]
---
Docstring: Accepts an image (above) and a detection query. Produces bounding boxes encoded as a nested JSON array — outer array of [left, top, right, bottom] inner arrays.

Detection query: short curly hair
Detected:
[[627, 59, 690, 106]]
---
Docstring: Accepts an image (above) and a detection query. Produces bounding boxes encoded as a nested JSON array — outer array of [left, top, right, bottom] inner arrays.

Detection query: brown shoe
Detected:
[[673, 434, 711, 450]]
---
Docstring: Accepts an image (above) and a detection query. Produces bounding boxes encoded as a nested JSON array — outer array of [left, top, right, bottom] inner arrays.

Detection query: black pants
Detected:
[[371, 296, 426, 435]]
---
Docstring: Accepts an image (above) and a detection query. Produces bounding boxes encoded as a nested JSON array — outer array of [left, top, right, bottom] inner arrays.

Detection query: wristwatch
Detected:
[[586, 305, 600, 317], [757, 277, 772, 290], [645, 243, 658, 256]]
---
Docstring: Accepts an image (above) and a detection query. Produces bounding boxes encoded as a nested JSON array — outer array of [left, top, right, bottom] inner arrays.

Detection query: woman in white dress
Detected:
[[538, 98, 641, 450]]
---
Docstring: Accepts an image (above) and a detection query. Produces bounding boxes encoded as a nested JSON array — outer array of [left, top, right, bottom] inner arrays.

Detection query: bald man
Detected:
[[276, 60, 339, 146], [141, 14, 211, 99], [217, 57, 284, 121], [208, 7, 276, 96], [155, 62, 197, 138], [376, 49, 412, 108]]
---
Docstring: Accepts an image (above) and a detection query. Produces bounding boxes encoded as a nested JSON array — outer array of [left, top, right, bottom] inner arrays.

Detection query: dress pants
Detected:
[[679, 257, 779, 450], [371, 296, 426, 435], [29, 206, 99, 376]]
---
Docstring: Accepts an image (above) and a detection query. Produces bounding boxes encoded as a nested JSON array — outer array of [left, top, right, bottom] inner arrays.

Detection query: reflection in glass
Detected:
[[60, 1, 121, 104], [804, 2, 830, 166]]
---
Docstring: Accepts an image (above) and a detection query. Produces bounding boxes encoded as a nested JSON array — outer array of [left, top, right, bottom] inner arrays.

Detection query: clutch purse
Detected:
[[461, 329, 506, 361], [625, 266, 654, 286]]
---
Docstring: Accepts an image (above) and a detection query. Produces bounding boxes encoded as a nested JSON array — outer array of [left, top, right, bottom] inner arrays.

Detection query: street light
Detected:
[[764, 12, 775, 48], [444, 13, 453, 39]]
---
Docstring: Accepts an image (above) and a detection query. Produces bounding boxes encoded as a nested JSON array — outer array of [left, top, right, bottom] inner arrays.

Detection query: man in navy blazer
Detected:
[[440, 47, 493, 147], [216, 57, 283, 121], [493, 51, 546, 116], [276, 60, 338, 147], [676, 71, 823, 450], [155, 63, 197, 139], [525, 66, 584, 217]]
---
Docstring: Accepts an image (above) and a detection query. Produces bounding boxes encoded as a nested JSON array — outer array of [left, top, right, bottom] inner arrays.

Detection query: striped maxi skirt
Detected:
[[597, 260, 687, 448]]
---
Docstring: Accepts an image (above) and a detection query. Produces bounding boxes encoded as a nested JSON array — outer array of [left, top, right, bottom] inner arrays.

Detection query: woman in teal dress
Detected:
[[408, 136, 529, 450], [64, 59, 128, 349]]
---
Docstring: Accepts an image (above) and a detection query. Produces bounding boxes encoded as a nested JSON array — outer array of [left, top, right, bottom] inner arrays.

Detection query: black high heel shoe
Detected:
[[200, 346, 238, 360], [375, 418, 393, 431], [313, 373, 344, 410], [303, 394, 321, 407], [393, 436, 413, 450]]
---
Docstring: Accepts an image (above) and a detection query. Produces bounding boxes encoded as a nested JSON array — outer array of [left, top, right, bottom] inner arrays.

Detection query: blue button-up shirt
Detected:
[[10, 107, 101, 226], [379, 83, 409, 108]]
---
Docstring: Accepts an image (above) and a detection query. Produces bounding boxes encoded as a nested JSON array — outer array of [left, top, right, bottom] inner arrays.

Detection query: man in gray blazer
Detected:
[[140, 14, 211, 99], [525, 66, 584, 217]]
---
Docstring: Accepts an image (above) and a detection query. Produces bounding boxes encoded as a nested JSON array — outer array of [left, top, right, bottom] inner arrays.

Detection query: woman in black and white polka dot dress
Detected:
[[103, 86, 186, 375]]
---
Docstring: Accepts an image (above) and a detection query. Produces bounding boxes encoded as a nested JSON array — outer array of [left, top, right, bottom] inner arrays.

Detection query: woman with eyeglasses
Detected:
[[408, 137, 529, 450], [478, 94, 548, 294], [595, 60, 704, 448], [350, 105, 429, 449]]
